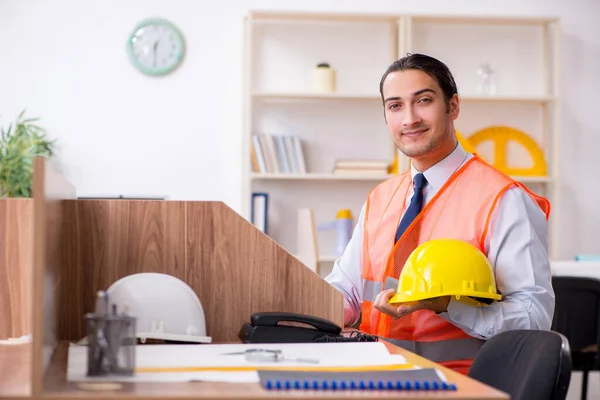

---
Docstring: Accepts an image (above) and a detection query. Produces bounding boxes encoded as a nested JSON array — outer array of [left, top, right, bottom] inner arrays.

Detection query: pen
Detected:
[[94, 290, 109, 373], [95, 290, 108, 316]]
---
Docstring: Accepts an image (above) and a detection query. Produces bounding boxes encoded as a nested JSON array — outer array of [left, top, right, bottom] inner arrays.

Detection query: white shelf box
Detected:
[[406, 15, 558, 100], [251, 100, 394, 175], [250, 172, 395, 181], [513, 175, 553, 183], [459, 96, 556, 104], [250, 18, 397, 95], [319, 255, 339, 263], [252, 92, 382, 102]]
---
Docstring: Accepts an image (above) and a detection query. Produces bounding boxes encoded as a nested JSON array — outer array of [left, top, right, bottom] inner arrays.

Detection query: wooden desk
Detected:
[[1, 341, 508, 399]]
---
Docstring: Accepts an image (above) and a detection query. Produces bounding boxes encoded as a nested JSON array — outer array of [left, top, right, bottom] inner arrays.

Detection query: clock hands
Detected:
[[152, 40, 160, 68]]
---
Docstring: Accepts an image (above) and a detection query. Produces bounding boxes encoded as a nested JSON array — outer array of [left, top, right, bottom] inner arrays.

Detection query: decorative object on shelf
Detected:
[[0, 110, 56, 197], [311, 63, 336, 93], [388, 154, 399, 174], [475, 63, 496, 96], [468, 126, 547, 177], [296, 208, 319, 272], [127, 18, 185, 76], [455, 130, 477, 154], [317, 209, 354, 256]]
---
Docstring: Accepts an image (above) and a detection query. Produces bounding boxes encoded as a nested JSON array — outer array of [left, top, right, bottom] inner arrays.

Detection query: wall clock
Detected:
[[127, 18, 185, 76]]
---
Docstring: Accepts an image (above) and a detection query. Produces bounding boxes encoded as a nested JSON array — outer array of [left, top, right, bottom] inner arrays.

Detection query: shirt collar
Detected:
[[410, 142, 468, 191]]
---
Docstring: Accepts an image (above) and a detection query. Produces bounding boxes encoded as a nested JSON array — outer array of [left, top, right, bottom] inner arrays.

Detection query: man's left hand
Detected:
[[373, 289, 451, 318]]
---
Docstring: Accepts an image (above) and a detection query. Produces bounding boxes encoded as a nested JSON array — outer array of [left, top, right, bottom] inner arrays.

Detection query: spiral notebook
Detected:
[[258, 368, 457, 391]]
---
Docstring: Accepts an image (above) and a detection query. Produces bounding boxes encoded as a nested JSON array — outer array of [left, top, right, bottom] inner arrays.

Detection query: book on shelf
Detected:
[[250, 192, 268, 234], [252, 133, 307, 174]]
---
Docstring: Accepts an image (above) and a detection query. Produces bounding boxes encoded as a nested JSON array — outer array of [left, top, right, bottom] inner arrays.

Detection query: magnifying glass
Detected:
[[222, 348, 320, 364]]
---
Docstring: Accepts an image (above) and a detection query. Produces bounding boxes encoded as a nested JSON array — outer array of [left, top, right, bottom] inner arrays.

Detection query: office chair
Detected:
[[551, 276, 600, 400], [468, 330, 572, 400]]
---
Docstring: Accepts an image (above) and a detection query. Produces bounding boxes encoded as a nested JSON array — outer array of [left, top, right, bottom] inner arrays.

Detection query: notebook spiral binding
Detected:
[[259, 368, 456, 392], [263, 379, 457, 391]]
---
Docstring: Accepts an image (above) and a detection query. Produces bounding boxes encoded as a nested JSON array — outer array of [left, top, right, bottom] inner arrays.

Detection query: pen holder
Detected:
[[85, 312, 136, 377]]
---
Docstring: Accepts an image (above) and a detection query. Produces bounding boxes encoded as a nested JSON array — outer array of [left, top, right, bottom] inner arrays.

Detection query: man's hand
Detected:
[[373, 289, 451, 318]]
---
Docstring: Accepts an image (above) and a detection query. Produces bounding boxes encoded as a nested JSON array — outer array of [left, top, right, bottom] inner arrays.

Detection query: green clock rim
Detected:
[[126, 17, 185, 76]]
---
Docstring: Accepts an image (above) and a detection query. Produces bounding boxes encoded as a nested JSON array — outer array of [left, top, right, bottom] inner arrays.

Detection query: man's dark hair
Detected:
[[379, 53, 458, 112]]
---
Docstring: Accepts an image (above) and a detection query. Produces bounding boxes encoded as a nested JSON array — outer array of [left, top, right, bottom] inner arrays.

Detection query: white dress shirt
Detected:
[[324, 143, 555, 340]]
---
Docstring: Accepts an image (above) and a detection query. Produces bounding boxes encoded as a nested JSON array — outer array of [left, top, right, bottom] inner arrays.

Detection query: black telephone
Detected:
[[238, 312, 343, 343], [238, 312, 379, 343]]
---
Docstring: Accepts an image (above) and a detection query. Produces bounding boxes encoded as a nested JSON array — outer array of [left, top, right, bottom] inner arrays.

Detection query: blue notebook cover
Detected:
[[258, 368, 457, 391]]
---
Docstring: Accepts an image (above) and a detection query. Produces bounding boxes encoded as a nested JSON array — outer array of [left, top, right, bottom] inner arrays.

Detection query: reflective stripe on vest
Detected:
[[363, 277, 399, 302], [379, 336, 485, 362]]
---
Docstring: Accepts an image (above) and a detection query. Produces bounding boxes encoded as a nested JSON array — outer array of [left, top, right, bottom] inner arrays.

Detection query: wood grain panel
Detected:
[[56, 200, 343, 343], [31, 157, 77, 396], [186, 201, 344, 342], [0, 198, 33, 340], [58, 200, 186, 341], [57, 199, 83, 342]]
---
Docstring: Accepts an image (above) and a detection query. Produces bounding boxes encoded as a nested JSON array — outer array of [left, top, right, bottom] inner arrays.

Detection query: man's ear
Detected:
[[449, 94, 460, 121]]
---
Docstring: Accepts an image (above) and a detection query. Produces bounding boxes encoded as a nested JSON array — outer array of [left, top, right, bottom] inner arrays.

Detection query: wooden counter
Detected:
[[1, 341, 508, 400]]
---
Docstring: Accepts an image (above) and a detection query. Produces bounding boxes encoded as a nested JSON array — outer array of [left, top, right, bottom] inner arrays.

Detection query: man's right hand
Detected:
[[374, 289, 450, 318]]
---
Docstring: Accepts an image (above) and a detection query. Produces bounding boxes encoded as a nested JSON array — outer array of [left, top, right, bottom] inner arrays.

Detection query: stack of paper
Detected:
[[67, 341, 413, 383]]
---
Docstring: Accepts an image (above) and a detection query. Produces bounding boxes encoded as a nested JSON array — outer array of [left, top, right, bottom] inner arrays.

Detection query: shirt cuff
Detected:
[[442, 298, 487, 339], [343, 298, 357, 327]]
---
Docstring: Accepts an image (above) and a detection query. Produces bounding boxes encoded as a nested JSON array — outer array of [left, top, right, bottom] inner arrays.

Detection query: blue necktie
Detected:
[[395, 173, 427, 243]]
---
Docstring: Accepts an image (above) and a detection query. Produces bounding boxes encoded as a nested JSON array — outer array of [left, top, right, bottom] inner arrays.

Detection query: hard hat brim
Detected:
[[388, 290, 501, 305]]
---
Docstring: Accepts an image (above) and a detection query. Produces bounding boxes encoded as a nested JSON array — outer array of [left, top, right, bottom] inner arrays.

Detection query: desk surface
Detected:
[[1, 341, 508, 400]]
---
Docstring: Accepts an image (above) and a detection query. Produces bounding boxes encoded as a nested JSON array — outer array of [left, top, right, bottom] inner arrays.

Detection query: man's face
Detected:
[[382, 69, 459, 165]]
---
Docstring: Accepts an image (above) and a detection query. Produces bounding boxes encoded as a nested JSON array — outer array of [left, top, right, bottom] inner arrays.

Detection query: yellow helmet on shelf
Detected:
[[388, 239, 502, 305]]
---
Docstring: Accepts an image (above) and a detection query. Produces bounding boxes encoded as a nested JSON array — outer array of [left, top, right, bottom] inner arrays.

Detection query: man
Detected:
[[325, 53, 554, 374]]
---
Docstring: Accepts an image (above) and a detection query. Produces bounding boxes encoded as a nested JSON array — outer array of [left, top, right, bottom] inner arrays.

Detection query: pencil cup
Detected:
[[85, 312, 136, 376]]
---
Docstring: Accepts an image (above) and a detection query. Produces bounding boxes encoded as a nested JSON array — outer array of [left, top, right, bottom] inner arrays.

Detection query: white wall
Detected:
[[0, 0, 598, 260], [1, 1, 599, 397]]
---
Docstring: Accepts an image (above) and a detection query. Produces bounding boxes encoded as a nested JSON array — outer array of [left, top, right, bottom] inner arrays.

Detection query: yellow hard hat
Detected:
[[388, 239, 502, 305]]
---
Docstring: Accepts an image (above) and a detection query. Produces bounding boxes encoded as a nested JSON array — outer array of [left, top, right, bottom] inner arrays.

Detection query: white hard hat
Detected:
[[106, 272, 212, 344]]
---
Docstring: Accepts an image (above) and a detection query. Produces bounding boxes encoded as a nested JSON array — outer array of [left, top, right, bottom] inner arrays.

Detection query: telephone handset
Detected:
[[238, 312, 343, 343]]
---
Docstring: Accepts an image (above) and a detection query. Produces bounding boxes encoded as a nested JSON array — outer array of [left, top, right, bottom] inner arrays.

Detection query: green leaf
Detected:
[[21, 117, 40, 123], [0, 109, 56, 198]]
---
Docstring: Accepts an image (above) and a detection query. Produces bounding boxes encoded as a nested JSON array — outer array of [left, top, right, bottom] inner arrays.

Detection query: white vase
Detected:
[[311, 67, 336, 93]]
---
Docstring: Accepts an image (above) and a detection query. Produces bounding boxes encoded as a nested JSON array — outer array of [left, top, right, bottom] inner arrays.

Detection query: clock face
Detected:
[[127, 18, 185, 76]]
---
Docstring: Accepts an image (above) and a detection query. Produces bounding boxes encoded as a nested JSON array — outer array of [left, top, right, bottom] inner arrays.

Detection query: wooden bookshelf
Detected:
[[243, 11, 561, 268]]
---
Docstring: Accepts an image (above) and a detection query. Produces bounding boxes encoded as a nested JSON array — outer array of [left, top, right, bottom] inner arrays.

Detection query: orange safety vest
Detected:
[[360, 155, 550, 375]]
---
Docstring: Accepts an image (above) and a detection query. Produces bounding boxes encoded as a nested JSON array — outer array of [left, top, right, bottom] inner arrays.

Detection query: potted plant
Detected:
[[0, 110, 56, 197]]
